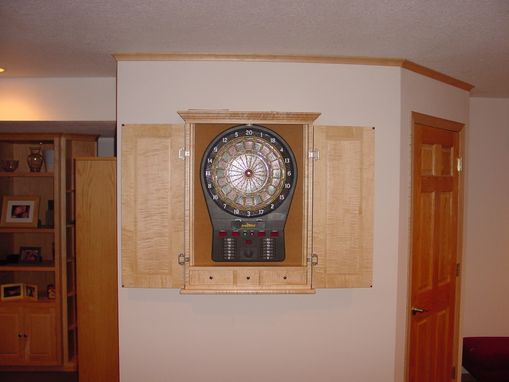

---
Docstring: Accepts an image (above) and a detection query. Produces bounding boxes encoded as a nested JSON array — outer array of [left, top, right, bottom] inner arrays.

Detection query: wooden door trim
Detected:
[[412, 112, 464, 132], [406, 111, 465, 381]]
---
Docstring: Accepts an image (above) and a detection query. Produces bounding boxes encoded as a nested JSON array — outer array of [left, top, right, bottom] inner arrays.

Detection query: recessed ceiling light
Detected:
[[0, 68, 5, 73]]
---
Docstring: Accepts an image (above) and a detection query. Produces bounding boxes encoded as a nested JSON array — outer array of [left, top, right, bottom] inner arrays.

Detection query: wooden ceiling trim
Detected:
[[177, 110, 321, 124], [402, 60, 474, 92], [114, 52, 404, 67], [114, 52, 474, 92]]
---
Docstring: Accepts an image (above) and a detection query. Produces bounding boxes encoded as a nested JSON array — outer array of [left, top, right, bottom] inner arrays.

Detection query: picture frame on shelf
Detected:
[[1, 283, 23, 301], [24, 284, 38, 301], [0, 283, 39, 301], [19, 246, 43, 263], [0, 195, 40, 228]]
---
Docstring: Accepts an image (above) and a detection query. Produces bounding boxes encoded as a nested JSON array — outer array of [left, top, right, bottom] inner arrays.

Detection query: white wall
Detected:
[[0, 77, 116, 120], [118, 61, 402, 382], [461, 98, 509, 337], [117, 61, 471, 382], [395, 70, 470, 381]]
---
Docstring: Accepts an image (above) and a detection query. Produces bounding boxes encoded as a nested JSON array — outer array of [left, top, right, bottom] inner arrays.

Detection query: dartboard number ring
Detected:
[[201, 125, 297, 218]]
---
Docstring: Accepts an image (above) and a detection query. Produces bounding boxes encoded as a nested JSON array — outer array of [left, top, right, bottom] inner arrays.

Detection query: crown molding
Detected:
[[177, 110, 321, 124], [402, 60, 474, 91], [114, 52, 474, 92]]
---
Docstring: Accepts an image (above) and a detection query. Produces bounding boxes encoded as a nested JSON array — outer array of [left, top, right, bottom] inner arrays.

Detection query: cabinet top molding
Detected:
[[177, 110, 321, 124], [0, 132, 98, 142], [113, 52, 474, 92]]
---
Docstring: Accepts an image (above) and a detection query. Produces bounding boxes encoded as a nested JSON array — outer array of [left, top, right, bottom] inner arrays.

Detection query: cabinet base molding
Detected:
[[180, 288, 316, 295], [0, 364, 76, 372]]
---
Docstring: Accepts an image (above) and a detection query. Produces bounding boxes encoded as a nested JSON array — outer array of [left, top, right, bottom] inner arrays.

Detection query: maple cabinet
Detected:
[[121, 111, 374, 293], [75, 157, 119, 382], [0, 303, 57, 365], [0, 133, 97, 369]]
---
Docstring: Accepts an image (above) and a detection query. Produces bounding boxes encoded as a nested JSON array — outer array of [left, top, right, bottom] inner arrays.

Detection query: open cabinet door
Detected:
[[312, 126, 374, 288], [76, 158, 118, 382], [121, 124, 185, 288]]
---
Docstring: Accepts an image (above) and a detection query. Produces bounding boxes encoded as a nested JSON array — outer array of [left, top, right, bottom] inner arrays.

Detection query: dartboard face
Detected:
[[201, 125, 297, 218]]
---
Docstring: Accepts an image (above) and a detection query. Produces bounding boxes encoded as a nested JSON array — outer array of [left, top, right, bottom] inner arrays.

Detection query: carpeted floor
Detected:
[[462, 372, 477, 382], [0, 372, 77, 382]]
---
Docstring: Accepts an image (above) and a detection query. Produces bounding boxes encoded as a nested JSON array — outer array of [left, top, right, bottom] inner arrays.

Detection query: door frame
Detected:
[[406, 111, 465, 381]]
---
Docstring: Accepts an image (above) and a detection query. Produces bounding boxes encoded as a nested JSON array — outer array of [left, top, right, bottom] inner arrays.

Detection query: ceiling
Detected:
[[1, 0, 508, 97]]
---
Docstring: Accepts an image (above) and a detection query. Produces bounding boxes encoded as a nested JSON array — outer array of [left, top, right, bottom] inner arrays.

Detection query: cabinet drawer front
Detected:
[[235, 270, 260, 287], [189, 269, 234, 286], [260, 268, 307, 285]]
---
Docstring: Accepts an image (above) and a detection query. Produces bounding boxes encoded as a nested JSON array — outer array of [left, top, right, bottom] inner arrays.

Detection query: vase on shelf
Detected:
[[27, 146, 44, 172]]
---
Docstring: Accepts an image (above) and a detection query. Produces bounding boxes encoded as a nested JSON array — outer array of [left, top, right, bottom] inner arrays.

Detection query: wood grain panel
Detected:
[[421, 143, 454, 177], [183, 266, 310, 292], [235, 269, 260, 287], [435, 309, 451, 381], [76, 158, 118, 382], [416, 192, 434, 293], [0, 306, 24, 364], [412, 315, 433, 382], [441, 147, 453, 176], [180, 288, 315, 295], [25, 306, 57, 364], [420, 144, 434, 176], [437, 192, 453, 287], [260, 268, 307, 285], [122, 125, 184, 288], [67, 140, 97, 190], [410, 308, 453, 382], [312, 126, 374, 288], [178, 110, 321, 125], [116, 52, 405, 67], [401, 60, 474, 92], [189, 269, 234, 286]]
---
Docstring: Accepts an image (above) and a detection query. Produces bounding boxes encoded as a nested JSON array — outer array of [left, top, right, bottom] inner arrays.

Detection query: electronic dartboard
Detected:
[[200, 124, 297, 262]]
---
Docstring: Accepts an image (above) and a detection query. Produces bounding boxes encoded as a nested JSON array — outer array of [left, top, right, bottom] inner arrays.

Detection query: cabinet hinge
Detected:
[[457, 157, 463, 173], [307, 254, 319, 266], [456, 263, 461, 277], [178, 253, 190, 265], [178, 147, 190, 160], [308, 149, 320, 160], [451, 365, 457, 379]]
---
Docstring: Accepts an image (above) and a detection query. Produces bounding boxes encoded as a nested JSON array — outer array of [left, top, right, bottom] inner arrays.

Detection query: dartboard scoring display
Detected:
[[200, 124, 297, 262]]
